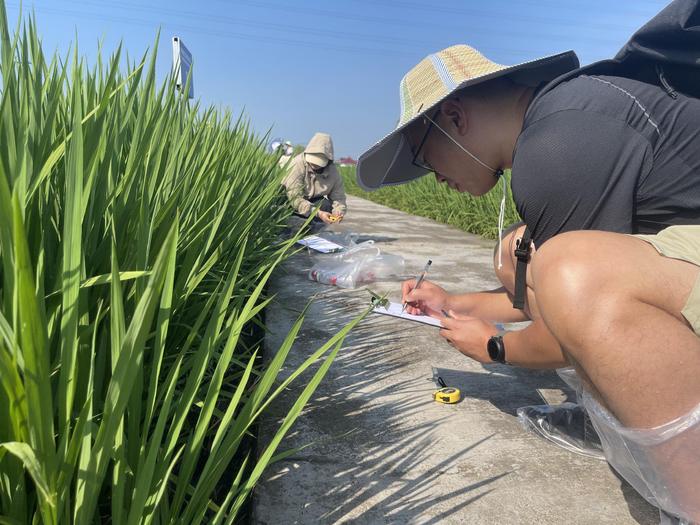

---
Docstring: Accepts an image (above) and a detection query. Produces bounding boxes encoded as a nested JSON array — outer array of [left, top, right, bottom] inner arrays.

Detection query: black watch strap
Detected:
[[487, 335, 507, 364]]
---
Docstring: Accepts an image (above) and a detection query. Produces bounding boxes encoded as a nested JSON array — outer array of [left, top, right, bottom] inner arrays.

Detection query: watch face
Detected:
[[487, 337, 500, 361]]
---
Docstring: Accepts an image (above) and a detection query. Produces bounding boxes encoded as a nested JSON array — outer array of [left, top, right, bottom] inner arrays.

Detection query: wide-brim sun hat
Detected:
[[356, 44, 579, 190]]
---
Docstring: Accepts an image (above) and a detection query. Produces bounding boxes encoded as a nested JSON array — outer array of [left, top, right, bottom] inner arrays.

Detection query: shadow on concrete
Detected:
[[315, 435, 509, 524], [256, 266, 566, 522], [256, 196, 661, 524], [609, 467, 660, 525], [354, 235, 399, 244], [434, 366, 578, 416]]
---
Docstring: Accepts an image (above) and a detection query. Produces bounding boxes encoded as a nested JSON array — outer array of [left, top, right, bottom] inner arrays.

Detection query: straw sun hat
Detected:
[[356, 45, 579, 190]]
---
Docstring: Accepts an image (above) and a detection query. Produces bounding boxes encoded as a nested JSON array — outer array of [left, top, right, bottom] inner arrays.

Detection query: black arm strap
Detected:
[[512, 227, 532, 310]]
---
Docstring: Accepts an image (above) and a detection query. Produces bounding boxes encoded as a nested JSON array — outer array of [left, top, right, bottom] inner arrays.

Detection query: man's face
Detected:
[[405, 109, 498, 196]]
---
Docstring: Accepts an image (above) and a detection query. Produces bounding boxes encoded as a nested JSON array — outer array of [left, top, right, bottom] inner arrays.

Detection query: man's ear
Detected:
[[440, 98, 469, 136]]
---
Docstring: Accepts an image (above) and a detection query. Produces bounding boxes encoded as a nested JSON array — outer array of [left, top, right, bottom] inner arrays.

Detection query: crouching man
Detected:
[[357, 30, 700, 524]]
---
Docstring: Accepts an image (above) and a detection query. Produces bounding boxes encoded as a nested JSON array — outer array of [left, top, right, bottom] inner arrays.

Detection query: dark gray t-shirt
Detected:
[[511, 74, 700, 248]]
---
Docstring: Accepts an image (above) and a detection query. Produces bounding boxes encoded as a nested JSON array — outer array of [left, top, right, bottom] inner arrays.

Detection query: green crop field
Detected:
[[341, 166, 521, 239], [0, 4, 364, 523]]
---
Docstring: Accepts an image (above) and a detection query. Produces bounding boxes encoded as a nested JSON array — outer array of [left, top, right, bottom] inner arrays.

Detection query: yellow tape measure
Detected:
[[433, 386, 461, 404], [431, 370, 461, 404]]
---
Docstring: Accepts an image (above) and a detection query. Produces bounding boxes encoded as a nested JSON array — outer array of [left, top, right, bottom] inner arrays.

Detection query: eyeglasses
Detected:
[[411, 110, 440, 173]]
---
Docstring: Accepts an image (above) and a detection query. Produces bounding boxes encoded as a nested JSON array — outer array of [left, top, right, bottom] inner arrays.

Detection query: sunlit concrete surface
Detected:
[[254, 195, 658, 525]]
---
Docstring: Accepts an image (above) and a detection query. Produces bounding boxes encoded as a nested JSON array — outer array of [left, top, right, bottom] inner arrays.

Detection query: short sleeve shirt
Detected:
[[511, 75, 700, 248]]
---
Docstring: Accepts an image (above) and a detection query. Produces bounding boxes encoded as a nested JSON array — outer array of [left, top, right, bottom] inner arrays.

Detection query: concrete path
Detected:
[[254, 195, 658, 525]]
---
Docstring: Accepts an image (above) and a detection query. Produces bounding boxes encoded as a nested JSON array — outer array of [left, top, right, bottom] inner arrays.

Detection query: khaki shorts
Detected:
[[635, 225, 700, 336]]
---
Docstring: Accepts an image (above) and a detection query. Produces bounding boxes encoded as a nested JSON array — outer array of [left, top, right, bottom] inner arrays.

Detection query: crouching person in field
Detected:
[[281, 132, 346, 225], [357, 33, 700, 524]]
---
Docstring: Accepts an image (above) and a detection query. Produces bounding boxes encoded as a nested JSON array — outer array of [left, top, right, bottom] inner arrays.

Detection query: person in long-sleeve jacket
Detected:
[[282, 132, 346, 224]]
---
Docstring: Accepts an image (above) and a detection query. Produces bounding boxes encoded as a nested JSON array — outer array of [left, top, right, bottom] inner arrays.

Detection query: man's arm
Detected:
[[446, 288, 529, 323], [439, 312, 567, 369], [405, 281, 566, 368], [403, 279, 530, 322], [446, 290, 566, 368], [503, 320, 567, 368]]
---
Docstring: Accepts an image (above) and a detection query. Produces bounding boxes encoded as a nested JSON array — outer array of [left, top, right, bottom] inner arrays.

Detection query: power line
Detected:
[[124, 0, 635, 46], [234, 0, 663, 35], [47, 0, 441, 50], [5, 2, 419, 58], [353, 0, 668, 27], [7, 0, 630, 62]]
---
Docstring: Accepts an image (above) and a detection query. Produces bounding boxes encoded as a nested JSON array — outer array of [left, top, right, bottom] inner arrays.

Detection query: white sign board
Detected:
[[172, 37, 193, 99]]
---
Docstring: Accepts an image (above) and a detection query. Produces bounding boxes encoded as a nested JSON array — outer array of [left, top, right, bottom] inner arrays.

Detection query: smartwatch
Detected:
[[487, 335, 507, 364]]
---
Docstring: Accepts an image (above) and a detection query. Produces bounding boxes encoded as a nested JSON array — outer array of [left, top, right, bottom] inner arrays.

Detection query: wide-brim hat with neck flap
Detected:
[[356, 44, 579, 190]]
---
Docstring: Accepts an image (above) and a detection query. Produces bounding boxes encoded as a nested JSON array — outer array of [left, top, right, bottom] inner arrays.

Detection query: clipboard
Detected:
[[372, 301, 443, 328]]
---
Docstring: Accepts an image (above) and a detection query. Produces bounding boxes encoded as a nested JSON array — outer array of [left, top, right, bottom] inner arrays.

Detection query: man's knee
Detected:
[[532, 233, 600, 296], [531, 232, 622, 345]]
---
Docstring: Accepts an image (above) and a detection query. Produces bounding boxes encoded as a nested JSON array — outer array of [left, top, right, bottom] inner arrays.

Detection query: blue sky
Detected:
[[6, 0, 669, 157]]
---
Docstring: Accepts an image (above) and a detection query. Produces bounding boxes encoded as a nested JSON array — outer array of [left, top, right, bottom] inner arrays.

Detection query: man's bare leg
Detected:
[[531, 230, 700, 520], [531, 231, 700, 426]]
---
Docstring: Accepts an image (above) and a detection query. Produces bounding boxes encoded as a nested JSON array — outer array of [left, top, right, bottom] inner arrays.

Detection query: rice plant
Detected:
[[341, 166, 521, 239], [0, 3, 365, 523]]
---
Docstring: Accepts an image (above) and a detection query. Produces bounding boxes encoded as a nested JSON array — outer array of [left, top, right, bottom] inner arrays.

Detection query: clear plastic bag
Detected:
[[516, 402, 606, 460], [554, 368, 700, 524], [308, 241, 405, 288]]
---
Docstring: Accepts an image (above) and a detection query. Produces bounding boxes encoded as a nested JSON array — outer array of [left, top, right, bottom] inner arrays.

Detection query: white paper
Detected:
[[372, 301, 443, 328], [297, 235, 344, 253]]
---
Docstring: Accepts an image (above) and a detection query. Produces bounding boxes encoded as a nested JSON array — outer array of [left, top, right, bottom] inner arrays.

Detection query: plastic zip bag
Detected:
[[308, 241, 405, 288]]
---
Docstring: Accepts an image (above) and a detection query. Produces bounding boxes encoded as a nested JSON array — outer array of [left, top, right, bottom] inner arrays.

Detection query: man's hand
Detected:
[[401, 279, 449, 317], [317, 210, 335, 224], [439, 312, 499, 363]]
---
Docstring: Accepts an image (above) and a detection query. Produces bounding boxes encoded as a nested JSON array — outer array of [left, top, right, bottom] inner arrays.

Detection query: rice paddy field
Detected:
[[0, 4, 363, 523], [341, 166, 521, 239]]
